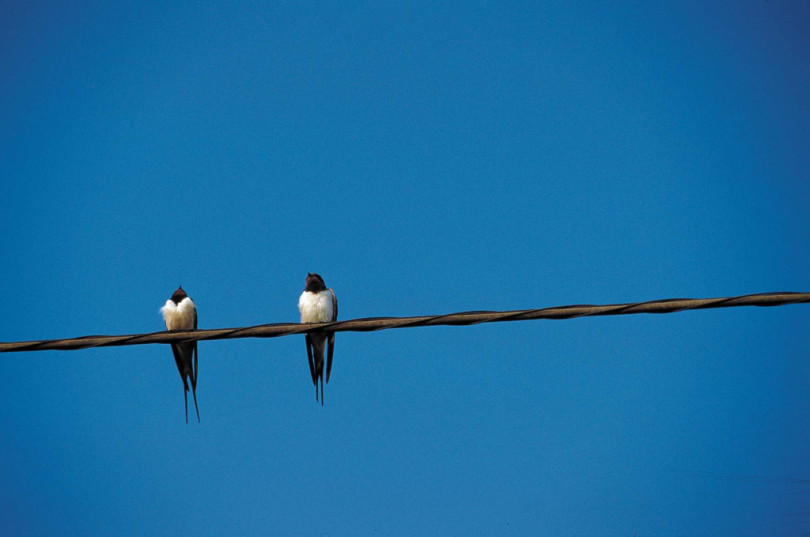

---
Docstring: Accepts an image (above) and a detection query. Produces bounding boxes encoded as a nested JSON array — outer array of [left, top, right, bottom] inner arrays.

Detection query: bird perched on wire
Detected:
[[298, 273, 338, 405], [160, 286, 199, 423]]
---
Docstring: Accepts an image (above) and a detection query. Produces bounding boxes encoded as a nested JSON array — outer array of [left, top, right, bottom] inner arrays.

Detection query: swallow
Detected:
[[160, 286, 200, 423], [298, 273, 338, 405]]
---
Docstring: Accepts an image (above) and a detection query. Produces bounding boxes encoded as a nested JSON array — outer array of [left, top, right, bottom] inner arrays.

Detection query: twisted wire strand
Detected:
[[1, 291, 807, 354]]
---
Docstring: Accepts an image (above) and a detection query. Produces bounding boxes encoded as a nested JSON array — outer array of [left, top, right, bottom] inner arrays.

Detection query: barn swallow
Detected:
[[298, 273, 338, 405], [160, 286, 200, 423]]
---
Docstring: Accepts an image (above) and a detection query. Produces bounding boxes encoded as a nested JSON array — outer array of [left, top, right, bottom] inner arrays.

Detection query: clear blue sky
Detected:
[[1, 1, 809, 536]]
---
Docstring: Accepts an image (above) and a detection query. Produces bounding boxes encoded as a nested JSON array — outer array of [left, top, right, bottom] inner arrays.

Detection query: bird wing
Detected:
[[170, 343, 189, 389], [192, 305, 198, 389], [191, 341, 198, 391], [330, 289, 338, 322], [326, 289, 337, 383], [305, 334, 318, 386]]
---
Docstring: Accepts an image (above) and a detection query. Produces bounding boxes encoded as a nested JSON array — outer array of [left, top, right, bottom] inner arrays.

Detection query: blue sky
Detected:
[[1, 1, 808, 535]]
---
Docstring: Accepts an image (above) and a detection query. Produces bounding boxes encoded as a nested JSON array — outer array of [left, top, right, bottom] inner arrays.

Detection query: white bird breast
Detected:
[[161, 297, 196, 330], [298, 291, 334, 323]]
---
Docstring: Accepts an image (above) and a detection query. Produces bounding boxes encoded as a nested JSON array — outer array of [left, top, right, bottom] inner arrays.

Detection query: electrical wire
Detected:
[[0, 291, 807, 353]]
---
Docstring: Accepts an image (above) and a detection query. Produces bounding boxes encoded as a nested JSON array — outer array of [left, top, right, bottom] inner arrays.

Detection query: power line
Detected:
[[1, 291, 807, 354]]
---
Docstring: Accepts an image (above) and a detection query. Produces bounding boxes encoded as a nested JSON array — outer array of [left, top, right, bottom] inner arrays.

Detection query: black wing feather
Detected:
[[305, 334, 318, 386], [326, 289, 337, 383]]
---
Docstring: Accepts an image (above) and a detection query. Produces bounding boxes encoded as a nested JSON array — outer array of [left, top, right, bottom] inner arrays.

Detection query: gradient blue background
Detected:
[[1, 1, 809, 535]]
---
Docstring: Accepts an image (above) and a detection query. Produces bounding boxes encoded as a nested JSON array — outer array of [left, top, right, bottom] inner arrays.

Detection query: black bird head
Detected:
[[170, 286, 188, 304], [305, 273, 327, 292]]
